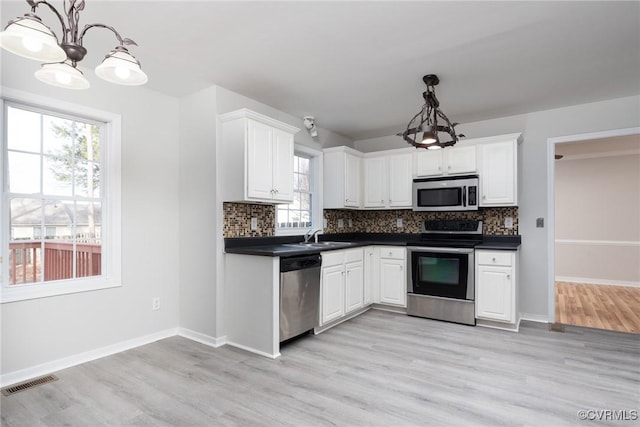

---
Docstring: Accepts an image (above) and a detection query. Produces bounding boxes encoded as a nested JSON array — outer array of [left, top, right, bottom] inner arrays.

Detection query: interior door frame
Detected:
[[546, 126, 640, 323]]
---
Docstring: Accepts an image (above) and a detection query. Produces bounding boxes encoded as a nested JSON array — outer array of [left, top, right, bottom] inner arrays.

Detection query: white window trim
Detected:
[[0, 87, 122, 303], [276, 144, 323, 236]]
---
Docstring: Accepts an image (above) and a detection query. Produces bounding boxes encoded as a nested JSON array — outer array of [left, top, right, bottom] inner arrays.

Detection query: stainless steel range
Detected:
[[406, 220, 483, 326]]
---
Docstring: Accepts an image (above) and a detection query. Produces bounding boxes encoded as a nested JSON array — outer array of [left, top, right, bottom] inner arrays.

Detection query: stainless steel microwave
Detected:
[[412, 175, 479, 211]]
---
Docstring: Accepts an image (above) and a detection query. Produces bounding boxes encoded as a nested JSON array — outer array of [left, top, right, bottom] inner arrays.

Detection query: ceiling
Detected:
[[2, 1, 639, 140]]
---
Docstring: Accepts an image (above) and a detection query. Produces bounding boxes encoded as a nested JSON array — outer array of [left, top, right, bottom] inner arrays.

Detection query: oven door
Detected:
[[407, 247, 474, 300]]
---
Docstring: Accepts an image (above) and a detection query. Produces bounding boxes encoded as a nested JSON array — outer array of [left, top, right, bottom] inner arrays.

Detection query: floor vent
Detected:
[[1, 375, 59, 396]]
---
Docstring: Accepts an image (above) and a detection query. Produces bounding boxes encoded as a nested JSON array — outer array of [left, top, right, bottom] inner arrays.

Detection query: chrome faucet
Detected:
[[304, 228, 322, 243]]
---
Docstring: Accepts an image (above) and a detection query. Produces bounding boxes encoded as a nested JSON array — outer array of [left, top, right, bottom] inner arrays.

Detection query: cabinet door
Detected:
[[379, 259, 406, 307], [344, 153, 361, 207], [246, 119, 274, 200], [363, 157, 386, 208], [271, 128, 294, 202], [345, 261, 364, 313], [476, 265, 513, 322], [363, 247, 377, 305], [479, 141, 515, 206], [414, 150, 444, 177], [321, 265, 345, 325], [388, 154, 413, 207], [447, 146, 476, 175]]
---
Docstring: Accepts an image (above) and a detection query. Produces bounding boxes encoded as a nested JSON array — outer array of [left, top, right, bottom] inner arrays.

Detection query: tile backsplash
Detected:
[[224, 202, 518, 237], [223, 202, 275, 237], [323, 207, 519, 235]]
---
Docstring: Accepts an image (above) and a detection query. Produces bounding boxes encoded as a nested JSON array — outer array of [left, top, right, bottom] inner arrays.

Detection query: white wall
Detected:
[[1, 54, 181, 376], [555, 153, 640, 284], [354, 95, 640, 319], [178, 86, 220, 339]]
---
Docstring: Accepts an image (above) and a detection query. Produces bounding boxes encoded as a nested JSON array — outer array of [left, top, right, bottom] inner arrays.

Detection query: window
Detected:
[[276, 147, 323, 235], [1, 91, 121, 302]]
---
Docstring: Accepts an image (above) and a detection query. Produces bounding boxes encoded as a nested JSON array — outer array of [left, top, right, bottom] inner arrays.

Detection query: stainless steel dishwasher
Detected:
[[279, 254, 321, 342]]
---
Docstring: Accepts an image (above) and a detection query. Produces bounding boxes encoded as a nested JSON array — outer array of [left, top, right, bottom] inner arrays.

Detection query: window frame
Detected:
[[276, 144, 323, 236], [1, 88, 122, 303]]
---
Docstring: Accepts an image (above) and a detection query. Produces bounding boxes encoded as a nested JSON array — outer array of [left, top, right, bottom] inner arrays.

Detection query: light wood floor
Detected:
[[2, 310, 639, 426], [555, 281, 640, 334]]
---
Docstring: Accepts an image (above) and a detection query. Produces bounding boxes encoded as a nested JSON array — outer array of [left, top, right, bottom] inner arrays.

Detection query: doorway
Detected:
[[547, 128, 640, 333]]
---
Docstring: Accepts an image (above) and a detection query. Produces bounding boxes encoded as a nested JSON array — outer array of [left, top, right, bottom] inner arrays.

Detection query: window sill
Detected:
[[276, 228, 323, 237], [1, 276, 122, 303]]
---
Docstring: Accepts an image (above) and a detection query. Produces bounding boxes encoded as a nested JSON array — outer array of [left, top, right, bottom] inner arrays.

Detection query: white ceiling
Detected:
[[2, 1, 639, 140]]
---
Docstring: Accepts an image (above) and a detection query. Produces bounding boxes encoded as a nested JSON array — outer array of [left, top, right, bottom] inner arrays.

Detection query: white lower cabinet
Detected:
[[321, 264, 346, 324], [345, 259, 364, 313], [378, 247, 407, 307], [363, 246, 377, 305], [475, 250, 518, 327], [320, 248, 364, 326]]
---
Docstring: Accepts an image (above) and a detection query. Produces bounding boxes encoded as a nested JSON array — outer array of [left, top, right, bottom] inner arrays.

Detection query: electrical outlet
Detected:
[[396, 218, 403, 228], [504, 217, 513, 229], [250, 217, 258, 231], [536, 217, 545, 228], [348, 219, 353, 227], [338, 218, 344, 228], [323, 218, 328, 228], [152, 297, 160, 311]]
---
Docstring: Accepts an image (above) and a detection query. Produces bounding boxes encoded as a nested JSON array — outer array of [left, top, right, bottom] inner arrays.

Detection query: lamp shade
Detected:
[[95, 48, 148, 86], [0, 15, 66, 62], [35, 62, 90, 90]]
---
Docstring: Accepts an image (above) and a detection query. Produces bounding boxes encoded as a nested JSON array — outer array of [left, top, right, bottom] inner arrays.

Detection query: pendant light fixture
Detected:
[[0, 0, 148, 90], [402, 75, 464, 150]]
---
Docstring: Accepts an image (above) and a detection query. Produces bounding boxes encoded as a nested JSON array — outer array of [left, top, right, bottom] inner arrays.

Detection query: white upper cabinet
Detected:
[[220, 109, 299, 204], [363, 156, 386, 208], [387, 154, 413, 207], [363, 152, 412, 209], [414, 144, 477, 177], [447, 145, 477, 175], [476, 134, 520, 206], [323, 147, 362, 208]]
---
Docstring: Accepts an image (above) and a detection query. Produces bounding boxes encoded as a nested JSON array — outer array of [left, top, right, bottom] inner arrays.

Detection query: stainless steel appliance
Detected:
[[279, 254, 321, 342], [412, 175, 479, 212], [407, 220, 483, 325]]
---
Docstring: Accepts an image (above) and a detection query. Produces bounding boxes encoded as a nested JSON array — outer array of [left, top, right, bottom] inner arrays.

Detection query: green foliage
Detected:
[[47, 121, 100, 194]]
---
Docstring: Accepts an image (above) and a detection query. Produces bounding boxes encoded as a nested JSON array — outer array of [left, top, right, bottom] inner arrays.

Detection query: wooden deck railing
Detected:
[[9, 241, 101, 284]]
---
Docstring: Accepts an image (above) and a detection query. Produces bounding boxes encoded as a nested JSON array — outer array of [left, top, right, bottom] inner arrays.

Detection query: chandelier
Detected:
[[0, 0, 148, 90], [402, 74, 464, 150]]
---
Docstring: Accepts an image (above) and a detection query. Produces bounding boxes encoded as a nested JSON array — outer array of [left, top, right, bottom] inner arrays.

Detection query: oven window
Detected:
[[411, 251, 470, 300], [417, 188, 461, 207], [418, 257, 460, 285]]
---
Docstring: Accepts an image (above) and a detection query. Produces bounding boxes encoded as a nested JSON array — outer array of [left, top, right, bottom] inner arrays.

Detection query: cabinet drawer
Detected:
[[379, 246, 405, 260], [321, 250, 344, 267], [344, 248, 364, 263], [477, 251, 513, 267]]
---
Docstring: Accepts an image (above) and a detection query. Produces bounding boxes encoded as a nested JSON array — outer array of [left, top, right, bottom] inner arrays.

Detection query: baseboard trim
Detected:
[[519, 313, 549, 323], [226, 341, 280, 359], [178, 328, 226, 348], [0, 328, 178, 388], [555, 276, 640, 288]]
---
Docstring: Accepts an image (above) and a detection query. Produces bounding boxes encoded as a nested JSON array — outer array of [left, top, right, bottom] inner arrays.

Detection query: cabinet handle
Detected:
[[492, 257, 496, 262], [448, 165, 451, 171], [483, 195, 487, 200], [507, 274, 511, 279], [381, 200, 384, 204]]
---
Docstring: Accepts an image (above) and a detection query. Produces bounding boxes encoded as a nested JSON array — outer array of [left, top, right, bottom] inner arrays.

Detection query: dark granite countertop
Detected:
[[225, 233, 520, 257], [475, 235, 521, 250]]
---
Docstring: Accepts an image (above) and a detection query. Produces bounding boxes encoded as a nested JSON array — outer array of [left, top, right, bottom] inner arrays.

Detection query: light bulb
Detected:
[[22, 36, 43, 52], [114, 66, 131, 80], [55, 71, 72, 85]]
